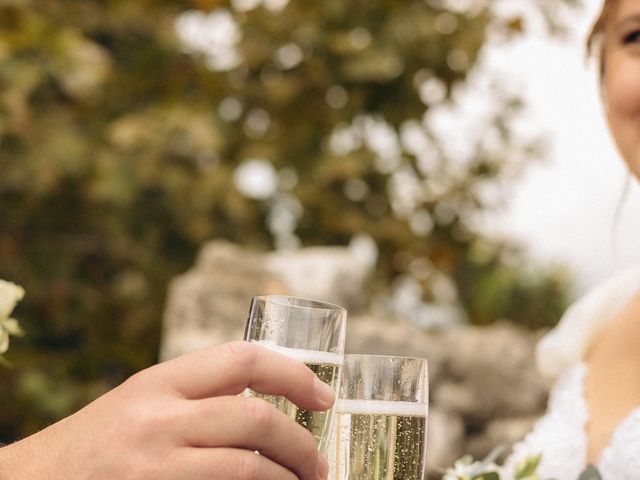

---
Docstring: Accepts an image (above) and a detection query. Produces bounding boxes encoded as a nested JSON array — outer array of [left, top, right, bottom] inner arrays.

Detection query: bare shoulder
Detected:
[[584, 289, 640, 463], [588, 290, 640, 359], [585, 287, 640, 403]]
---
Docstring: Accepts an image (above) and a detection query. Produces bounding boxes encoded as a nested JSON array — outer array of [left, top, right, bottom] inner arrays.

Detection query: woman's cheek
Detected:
[[604, 59, 640, 175]]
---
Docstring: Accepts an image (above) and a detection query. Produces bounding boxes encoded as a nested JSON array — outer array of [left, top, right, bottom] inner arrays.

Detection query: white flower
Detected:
[[443, 455, 502, 480], [445, 457, 474, 479], [0, 280, 25, 319], [0, 279, 25, 355]]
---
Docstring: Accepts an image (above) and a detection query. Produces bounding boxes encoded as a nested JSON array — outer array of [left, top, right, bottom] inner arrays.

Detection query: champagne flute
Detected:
[[331, 354, 429, 480], [243, 295, 347, 454]]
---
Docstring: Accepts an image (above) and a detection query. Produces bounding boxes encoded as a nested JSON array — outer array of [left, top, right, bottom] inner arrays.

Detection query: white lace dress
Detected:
[[504, 267, 640, 479]]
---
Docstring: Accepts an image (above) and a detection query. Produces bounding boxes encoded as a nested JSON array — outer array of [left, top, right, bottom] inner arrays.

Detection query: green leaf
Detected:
[[473, 473, 499, 480], [514, 454, 542, 479], [577, 465, 602, 480]]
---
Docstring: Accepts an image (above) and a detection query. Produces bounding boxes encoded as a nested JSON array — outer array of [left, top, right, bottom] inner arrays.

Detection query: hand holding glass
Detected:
[[243, 295, 347, 454]]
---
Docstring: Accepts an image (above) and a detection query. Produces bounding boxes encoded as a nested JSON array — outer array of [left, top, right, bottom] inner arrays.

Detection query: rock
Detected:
[[339, 314, 548, 476], [434, 323, 548, 421], [266, 246, 373, 314], [159, 241, 287, 360], [464, 416, 540, 461], [160, 240, 375, 360], [345, 313, 449, 385]]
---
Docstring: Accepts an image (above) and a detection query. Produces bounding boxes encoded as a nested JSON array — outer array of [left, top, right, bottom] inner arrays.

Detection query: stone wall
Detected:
[[160, 240, 374, 360], [160, 241, 550, 477], [345, 315, 548, 474]]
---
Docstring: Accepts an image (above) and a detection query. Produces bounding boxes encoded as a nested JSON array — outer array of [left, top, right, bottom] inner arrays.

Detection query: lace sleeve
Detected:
[[502, 364, 588, 480]]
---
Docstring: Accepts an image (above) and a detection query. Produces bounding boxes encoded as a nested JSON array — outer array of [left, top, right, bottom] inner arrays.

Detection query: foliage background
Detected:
[[0, 0, 576, 440]]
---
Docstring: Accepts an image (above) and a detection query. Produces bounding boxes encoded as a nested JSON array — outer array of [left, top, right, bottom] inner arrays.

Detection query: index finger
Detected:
[[152, 341, 337, 411]]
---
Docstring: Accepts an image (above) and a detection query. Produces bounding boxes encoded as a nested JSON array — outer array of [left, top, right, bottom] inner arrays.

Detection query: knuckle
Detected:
[[130, 401, 183, 441], [123, 369, 150, 391], [132, 408, 162, 436], [122, 363, 163, 394], [245, 397, 275, 433], [301, 433, 319, 463], [237, 450, 261, 480], [226, 340, 258, 368]]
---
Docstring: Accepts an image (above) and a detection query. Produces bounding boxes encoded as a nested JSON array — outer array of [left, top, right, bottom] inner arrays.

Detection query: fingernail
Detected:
[[317, 454, 329, 479], [314, 377, 335, 406]]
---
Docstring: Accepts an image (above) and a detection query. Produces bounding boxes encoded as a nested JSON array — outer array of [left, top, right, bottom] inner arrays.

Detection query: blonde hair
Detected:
[[586, 0, 617, 74]]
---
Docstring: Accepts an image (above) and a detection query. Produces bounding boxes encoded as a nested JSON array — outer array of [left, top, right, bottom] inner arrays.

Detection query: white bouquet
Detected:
[[0, 279, 25, 364], [442, 447, 602, 480]]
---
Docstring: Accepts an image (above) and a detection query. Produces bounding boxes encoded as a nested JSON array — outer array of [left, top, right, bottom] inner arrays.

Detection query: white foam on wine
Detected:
[[335, 399, 428, 417], [251, 340, 343, 366]]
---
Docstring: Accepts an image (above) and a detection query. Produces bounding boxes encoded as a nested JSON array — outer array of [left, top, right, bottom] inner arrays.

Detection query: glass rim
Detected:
[[252, 294, 347, 314]]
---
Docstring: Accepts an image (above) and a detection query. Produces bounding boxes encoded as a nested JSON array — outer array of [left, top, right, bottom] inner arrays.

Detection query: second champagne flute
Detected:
[[243, 295, 347, 454], [332, 354, 429, 479]]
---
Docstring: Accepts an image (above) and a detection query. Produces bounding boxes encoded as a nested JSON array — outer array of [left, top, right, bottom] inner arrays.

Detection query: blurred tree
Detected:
[[0, 0, 577, 439]]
